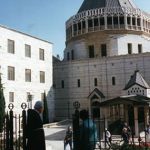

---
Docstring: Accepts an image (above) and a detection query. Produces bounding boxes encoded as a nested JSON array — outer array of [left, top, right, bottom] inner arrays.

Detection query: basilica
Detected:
[[54, 0, 150, 135]]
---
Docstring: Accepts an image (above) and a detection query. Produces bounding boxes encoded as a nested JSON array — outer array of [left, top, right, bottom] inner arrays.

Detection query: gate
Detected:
[[0, 103, 27, 150]]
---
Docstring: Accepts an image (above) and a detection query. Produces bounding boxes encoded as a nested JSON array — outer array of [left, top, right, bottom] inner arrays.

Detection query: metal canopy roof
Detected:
[[99, 95, 150, 106]]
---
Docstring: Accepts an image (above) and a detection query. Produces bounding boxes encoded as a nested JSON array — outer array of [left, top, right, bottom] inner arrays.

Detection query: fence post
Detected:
[[6, 113, 10, 150], [73, 101, 80, 150], [21, 103, 27, 150], [8, 103, 14, 150]]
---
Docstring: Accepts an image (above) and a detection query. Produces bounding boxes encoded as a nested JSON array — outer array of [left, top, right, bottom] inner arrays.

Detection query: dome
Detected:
[[78, 0, 137, 13]]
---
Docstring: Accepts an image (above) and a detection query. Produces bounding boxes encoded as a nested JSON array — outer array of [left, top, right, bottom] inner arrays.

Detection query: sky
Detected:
[[0, 0, 150, 59]]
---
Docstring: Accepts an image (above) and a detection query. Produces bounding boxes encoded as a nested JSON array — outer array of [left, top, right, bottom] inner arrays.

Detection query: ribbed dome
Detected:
[[78, 0, 137, 13]]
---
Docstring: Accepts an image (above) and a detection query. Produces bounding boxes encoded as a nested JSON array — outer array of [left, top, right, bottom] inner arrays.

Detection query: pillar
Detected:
[[144, 106, 149, 126], [134, 106, 139, 136]]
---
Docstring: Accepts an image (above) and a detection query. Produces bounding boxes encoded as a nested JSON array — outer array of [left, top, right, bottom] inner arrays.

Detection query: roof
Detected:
[[0, 24, 52, 44], [88, 88, 105, 98], [99, 95, 150, 106], [78, 0, 137, 13], [124, 70, 150, 90]]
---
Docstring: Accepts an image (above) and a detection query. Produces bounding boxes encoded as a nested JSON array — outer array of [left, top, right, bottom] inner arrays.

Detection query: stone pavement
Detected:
[[44, 124, 71, 150]]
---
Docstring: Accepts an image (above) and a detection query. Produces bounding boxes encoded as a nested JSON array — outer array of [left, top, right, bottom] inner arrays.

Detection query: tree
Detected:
[[42, 92, 49, 124], [0, 74, 5, 132]]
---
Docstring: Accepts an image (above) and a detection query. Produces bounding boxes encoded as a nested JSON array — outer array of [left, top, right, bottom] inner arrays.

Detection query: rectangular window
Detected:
[[77, 79, 80, 87], [71, 50, 74, 60], [9, 92, 14, 102], [112, 77, 116, 85], [61, 80, 64, 88], [88, 45, 95, 58], [94, 78, 98, 86], [25, 44, 31, 57], [27, 92, 30, 102], [101, 44, 107, 57], [25, 69, 31, 82], [138, 44, 142, 53], [40, 71, 45, 83], [8, 66, 15, 80], [39, 48, 45, 60], [67, 52, 70, 61], [8, 39, 15, 54], [128, 43, 132, 54]]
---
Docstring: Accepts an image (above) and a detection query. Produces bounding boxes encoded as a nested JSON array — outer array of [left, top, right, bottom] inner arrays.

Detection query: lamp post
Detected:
[[67, 101, 70, 119], [73, 101, 80, 150]]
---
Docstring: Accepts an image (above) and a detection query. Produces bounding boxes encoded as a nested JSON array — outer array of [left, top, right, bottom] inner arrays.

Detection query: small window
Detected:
[[9, 92, 14, 102], [112, 77, 116, 85], [61, 80, 64, 88], [8, 39, 15, 54], [67, 52, 70, 61], [94, 78, 97, 86], [88, 45, 95, 58], [128, 43, 132, 54], [27, 92, 30, 102], [138, 44, 142, 53], [40, 71, 45, 83], [77, 79, 80, 87], [39, 48, 44, 60], [101, 44, 107, 57], [25, 44, 31, 57], [25, 69, 31, 82], [8, 66, 15, 80], [71, 50, 74, 60]]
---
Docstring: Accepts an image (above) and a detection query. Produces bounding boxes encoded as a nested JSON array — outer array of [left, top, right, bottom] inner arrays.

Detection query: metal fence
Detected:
[[0, 103, 27, 150], [72, 102, 150, 150]]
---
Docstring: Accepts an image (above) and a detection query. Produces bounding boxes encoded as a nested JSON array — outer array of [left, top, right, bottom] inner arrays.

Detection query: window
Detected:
[[71, 50, 74, 60], [25, 69, 31, 82], [88, 45, 95, 58], [128, 43, 132, 54], [94, 78, 98, 86], [112, 77, 116, 85], [138, 44, 142, 53], [61, 80, 64, 88], [25, 44, 31, 57], [8, 66, 15, 80], [8, 39, 15, 54], [39, 48, 44, 60], [77, 79, 80, 87], [27, 92, 30, 102], [9, 92, 14, 102], [40, 71, 45, 83], [67, 52, 70, 61], [101, 44, 107, 57]]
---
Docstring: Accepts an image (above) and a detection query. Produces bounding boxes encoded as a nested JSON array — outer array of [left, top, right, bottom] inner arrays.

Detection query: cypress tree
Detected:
[[42, 92, 49, 124], [0, 74, 5, 132]]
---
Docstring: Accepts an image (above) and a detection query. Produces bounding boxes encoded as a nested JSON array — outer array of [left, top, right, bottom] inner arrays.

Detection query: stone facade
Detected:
[[54, 53, 150, 120], [0, 25, 54, 122], [54, 0, 150, 121]]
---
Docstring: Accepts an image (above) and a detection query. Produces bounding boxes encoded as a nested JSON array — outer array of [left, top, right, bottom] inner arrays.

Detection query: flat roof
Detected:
[[0, 24, 53, 44]]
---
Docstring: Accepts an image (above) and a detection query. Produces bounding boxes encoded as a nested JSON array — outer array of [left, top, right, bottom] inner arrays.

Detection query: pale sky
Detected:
[[0, 0, 149, 58]]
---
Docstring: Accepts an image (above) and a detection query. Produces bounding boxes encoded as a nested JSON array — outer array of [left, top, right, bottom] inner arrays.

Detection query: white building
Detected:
[[54, 0, 150, 123], [0, 25, 54, 122]]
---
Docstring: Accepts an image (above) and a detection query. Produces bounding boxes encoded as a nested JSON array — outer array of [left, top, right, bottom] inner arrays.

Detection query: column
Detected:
[[104, 107, 108, 128], [144, 106, 149, 126], [134, 106, 139, 136], [124, 14, 128, 29], [72, 23, 74, 37], [104, 15, 107, 30]]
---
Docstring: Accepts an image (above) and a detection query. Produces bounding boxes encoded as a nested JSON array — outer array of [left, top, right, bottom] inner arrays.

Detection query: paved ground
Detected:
[[44, 125, 71, 150]]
